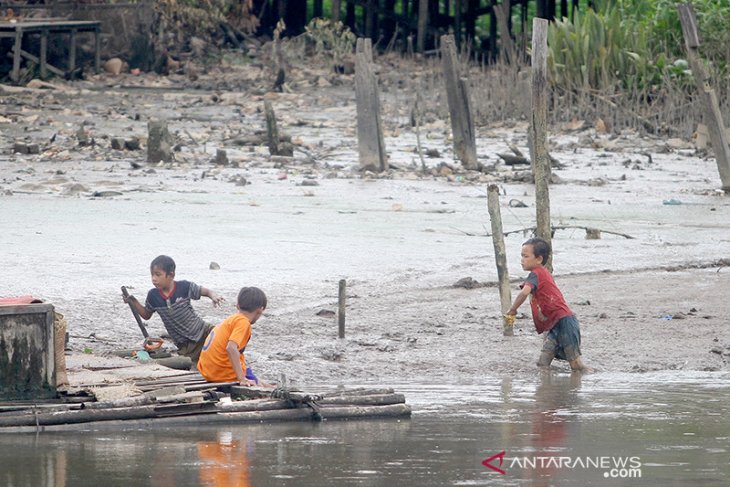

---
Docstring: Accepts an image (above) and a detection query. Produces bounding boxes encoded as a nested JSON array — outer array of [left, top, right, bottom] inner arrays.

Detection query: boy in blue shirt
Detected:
[[123, 255, 224, 365]]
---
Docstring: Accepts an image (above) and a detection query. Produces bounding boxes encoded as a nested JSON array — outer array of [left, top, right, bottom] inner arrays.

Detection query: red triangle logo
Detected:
[[482, 451, 507, 475]]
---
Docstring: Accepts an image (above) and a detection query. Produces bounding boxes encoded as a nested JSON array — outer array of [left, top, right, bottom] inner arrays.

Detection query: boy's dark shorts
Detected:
[[542, 315, 581, 361], [176, 323, 215, 365]]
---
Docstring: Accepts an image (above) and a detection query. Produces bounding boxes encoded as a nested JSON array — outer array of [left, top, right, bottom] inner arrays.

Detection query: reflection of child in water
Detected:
[[197, 431, 250, 487], [529, 372, 582, 486]]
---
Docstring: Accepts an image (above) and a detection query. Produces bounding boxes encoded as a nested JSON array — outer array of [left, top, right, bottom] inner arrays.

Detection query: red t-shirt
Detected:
[[521, 266, 573, 334]]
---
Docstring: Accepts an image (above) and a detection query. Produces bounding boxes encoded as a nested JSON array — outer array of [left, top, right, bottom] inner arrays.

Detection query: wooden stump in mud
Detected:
[[264, 101, 281, 156], [354, 38, 387, 172], [678, 4, 730, 191], [529, 19, 553, 271], [147, 120, 174, 163], [440, 34, 478, 171]]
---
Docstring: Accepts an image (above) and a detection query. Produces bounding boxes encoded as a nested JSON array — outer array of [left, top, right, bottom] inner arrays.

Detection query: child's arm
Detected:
[[226, 341, 255, 386], [122, 294, 153, 320], [507, 284, 532, 316], [201, 287, 225, 307]]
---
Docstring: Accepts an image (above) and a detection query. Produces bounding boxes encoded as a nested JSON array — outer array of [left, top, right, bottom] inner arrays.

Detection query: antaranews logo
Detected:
[[482, 451, 507, 475], [482, 452, 642, 479]]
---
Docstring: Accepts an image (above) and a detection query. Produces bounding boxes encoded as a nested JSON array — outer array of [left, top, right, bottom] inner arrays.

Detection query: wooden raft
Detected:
[[0, 376, 411, 433]]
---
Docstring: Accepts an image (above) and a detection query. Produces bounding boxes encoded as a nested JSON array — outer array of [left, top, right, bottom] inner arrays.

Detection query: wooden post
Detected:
[[487, 185, 513, 336], [12, 28, 22, 83], [529, 18, 552, 271], [94, 26, 101, 73], [40, 29, 48, 80], [417, 0, 428, 53], [678, 4, 730, 191], [440, 34, 478, 170], [332, 0, 341, 22], [355, 38, 387, 172], [338, 279, 346, 339], [264, 100, 281, 156], [357, 36, 373, 63], [69, 28, 77, 74], [493, 0, 516, 63]]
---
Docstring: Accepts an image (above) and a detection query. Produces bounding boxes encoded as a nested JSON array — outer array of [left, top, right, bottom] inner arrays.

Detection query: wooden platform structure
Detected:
[[0, 373, 411, 433], [0, 18, 101, 82]]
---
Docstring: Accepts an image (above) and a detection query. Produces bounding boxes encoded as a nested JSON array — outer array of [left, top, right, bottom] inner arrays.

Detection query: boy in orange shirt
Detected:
[[197, 287, 267, 385]]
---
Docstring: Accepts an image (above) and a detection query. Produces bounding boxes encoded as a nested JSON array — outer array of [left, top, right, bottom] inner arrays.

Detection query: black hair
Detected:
[[150, 255, 176, 275], [523, 238, 551, 265], [237, 287, 267, 312]]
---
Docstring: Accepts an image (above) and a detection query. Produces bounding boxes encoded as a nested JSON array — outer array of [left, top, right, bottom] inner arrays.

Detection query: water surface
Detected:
[[1, 371, 728, 486]]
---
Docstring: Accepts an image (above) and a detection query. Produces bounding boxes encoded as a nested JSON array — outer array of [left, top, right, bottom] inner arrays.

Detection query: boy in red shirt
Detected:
[[507, 238, 590, 372], [198, 287, 267, 385]]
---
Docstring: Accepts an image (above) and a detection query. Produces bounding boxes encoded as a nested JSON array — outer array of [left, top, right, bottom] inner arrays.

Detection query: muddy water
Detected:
[[1, 371, 727, 486]]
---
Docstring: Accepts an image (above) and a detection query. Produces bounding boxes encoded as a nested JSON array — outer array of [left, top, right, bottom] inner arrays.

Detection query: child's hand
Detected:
[[122, 294, 136, 304], [240, 379, 257, 387], [209, 292, 225, 307]]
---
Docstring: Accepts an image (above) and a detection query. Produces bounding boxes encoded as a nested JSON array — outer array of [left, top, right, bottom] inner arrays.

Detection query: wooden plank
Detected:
[[530, 18, 553, 270], [17, 48, 65, 77]]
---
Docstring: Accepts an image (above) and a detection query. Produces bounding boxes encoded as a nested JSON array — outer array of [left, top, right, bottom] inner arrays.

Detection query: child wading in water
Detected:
[[506, 238, 590, 372]]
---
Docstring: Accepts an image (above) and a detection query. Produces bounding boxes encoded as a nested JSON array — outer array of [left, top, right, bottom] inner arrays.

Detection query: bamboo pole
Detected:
[[529, 18, 553, 271], [487, 185, 513, 336], [678, 3, 730, 191]]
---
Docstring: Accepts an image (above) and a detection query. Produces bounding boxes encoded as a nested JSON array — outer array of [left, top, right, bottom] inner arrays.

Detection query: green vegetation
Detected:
[[548, 0, 730, 93]]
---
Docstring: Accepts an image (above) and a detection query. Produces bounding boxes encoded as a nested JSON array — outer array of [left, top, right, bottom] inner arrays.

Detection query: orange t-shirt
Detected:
[[197, 313, 251, 382]]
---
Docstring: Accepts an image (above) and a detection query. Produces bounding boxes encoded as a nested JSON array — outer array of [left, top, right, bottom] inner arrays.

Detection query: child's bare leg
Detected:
[[537, 351, 555, 368]]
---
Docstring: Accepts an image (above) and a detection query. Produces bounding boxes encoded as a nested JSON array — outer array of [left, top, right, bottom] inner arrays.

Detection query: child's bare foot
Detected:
[[569, 357, 593, 373]]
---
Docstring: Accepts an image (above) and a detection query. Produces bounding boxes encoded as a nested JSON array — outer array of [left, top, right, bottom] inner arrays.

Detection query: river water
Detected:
[[1, 371, 728, 486]]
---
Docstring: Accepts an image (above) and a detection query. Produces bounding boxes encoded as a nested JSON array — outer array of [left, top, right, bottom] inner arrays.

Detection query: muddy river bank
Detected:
[[1, 56, 729, 387]]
